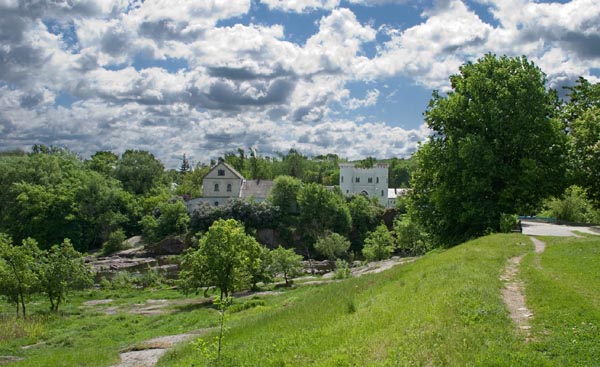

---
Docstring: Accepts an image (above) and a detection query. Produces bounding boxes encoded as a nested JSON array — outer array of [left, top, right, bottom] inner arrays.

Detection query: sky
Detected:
[[1, 0, 599, 168]]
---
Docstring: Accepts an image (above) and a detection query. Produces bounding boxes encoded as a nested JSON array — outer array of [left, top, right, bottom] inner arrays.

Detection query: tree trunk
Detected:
[[20, 293, 26, 319]]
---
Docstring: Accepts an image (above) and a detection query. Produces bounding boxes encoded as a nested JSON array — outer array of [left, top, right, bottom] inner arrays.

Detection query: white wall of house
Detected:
[[339, 163, 389, 207], [202, 162, 243, 199]]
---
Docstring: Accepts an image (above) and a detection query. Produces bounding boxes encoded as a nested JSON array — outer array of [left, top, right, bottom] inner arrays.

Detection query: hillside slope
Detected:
[[161, 234, 539, 366]]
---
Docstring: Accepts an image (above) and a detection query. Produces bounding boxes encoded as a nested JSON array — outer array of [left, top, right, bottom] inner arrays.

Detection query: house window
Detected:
[[218, 169, 225, 176], [376, 177, 379, 183], [227, 184, 232, 192], [381, 190, 384, 197], [346, 190, 349, 193], [214, 183, 219, 192], [368, 177, 373, 183], [214, 201, 219, 206], [341, 176, 344, 183], [355, 177, 360, 183]]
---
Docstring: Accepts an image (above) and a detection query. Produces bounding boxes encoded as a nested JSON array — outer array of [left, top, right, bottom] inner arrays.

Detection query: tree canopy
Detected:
[[178, 219, 264, 298], [410, 54, 567, 246]]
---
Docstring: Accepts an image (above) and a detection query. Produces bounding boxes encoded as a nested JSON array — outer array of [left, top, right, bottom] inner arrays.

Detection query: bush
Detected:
[[362, 224, 395, 262], [394, 216, 430, 256], [333, 259, 351, 279], [110, 271, 135, 289], [499, 214, 519, 233], [540, 185, 600, 224], [102, 229, 127, 255]]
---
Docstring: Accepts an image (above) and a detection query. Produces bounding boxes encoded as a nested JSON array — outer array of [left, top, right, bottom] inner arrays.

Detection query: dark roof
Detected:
[[240, 180, 274, 199]]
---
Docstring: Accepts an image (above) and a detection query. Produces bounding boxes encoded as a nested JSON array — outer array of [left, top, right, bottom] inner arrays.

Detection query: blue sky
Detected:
[[1, 0, 599, 167]]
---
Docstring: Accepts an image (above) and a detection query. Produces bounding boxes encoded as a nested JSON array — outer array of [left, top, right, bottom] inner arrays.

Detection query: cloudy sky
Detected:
[[1, 0, 599, 167]]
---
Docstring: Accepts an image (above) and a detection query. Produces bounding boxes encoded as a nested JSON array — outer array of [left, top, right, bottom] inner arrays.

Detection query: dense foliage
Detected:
[[410, 54, 567, 246], [0, 234, 90, 316], [178, 219, 264, 298]]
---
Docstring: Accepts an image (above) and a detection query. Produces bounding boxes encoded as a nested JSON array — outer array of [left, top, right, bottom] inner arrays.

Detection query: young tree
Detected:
[[178, 219, 264, 298], [40, 239, 92, 312], [410, 54, 567, 246], [268, 246, 304, 285], [314, 232, 350, 271], [0, 235, 42, 318], [362, 224, 395, 262], [393, 216, 429, 256]]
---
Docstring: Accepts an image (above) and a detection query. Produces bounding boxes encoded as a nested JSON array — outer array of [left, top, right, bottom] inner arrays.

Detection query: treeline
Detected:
[[0, 147, 415, 254], [216, 148, 415, 188]]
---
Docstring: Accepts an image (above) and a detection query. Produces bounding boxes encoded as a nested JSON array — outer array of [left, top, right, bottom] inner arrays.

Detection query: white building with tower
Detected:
[[339, 163, 391, 207]]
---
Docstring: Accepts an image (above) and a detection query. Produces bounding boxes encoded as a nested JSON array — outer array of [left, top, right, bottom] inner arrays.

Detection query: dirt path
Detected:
[[500, 237, 546, 341]]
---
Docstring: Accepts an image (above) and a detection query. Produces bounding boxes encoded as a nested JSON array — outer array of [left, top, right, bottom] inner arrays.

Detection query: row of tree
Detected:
[[0, 235, 91, 318]]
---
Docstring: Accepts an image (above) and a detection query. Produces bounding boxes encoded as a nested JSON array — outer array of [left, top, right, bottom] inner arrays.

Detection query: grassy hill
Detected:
[[159, 233, 600, 366], [2, 233, 599, 366]]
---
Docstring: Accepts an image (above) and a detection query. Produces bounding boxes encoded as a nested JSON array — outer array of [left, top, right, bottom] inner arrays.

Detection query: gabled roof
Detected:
[[240, 180, 274, 199], [206, 161, 245, 179]]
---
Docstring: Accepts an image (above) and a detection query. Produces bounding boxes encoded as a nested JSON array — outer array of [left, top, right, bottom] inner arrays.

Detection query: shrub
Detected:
[[539, 185, 600, 224], [102, 229, 127, 255], [394, 216, 430, 256], [362, 224, 395, 262], [333, 259, 351, 279], [499, 214, 519, 233]]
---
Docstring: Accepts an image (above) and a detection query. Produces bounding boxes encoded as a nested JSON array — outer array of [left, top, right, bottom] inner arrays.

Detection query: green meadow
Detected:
[[2, 233, 599, 366]]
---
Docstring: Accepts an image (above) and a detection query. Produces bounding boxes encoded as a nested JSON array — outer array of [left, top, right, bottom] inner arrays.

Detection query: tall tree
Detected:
[[297, 183, 352, 242], [563, 78, 600, 205], [179, 153, 191, 175], [410, 54, 567, 246], [115, 150, 165, 196]]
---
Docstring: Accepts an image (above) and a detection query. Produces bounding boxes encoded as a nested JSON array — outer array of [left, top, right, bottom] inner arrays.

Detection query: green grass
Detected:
[[520, 234, 600, 366], [0, 288, 221, 366], [160, 234, 538, 366], [3, 233, 600, 366]]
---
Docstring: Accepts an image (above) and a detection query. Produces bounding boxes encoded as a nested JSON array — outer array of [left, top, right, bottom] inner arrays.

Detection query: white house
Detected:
[[186, 161, 274, 210], [339, 163, 408, 208]]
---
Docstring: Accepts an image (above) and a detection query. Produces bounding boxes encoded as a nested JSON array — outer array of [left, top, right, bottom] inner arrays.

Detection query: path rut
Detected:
[[500, 237, 545, 341]]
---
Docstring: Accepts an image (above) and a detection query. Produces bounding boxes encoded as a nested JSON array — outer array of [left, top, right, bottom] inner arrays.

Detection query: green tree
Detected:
[[178, 219, 263, 298], [115, 150, 165, 196], [362, 224, 395, 262], [298, 184, 352, 243], [314, 232, 350, 270], [85, 151, 118, 178], [347, 195, 383, 253], [564, 78, 600, 205], [393, 216, 429, 256], [180, 153, 191, 175], [268, 246, 304, 285], [0, 235, 42, 318], [40, 239, 92, 312], [140, 199, 190, 243], [410, 54, 567, 246], [269, 175, 302, 215]]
